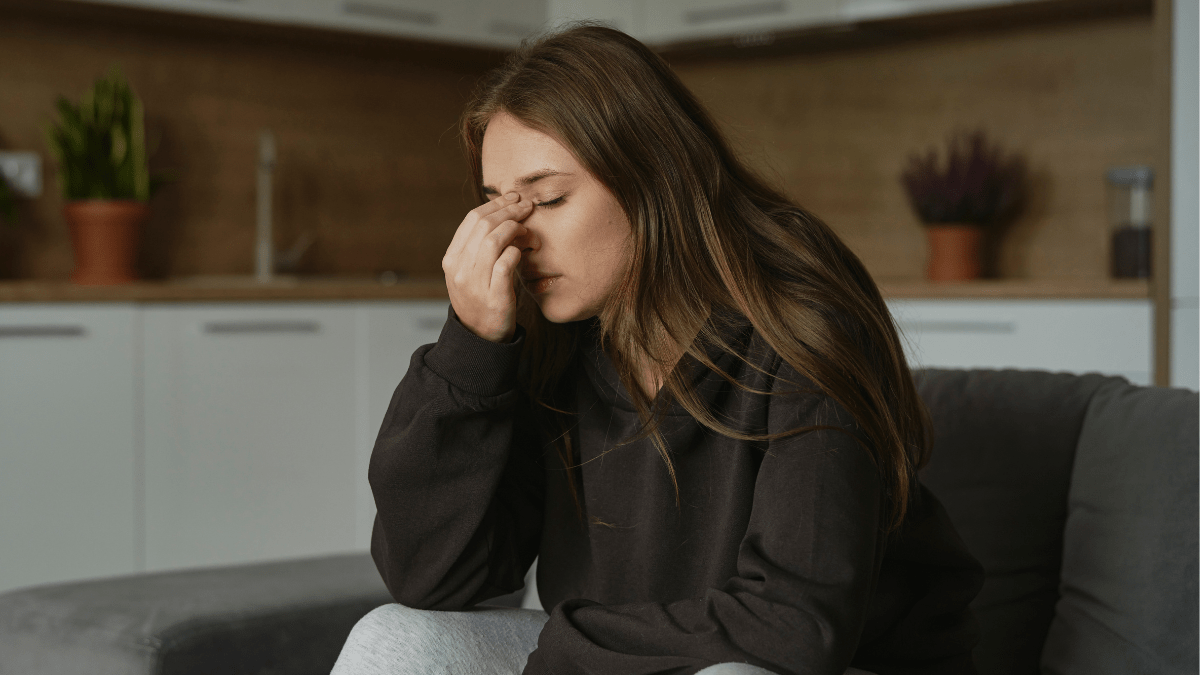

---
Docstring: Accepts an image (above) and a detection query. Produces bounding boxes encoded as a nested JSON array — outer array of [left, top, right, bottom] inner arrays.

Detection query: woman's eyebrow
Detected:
[[482, 169, 574, 195]]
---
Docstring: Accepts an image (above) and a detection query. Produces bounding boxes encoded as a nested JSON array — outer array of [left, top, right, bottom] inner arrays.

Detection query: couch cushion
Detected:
[[1041, 379, 1199, 675], [0, 552, 392, 675], [914, 368, 1112, 675]]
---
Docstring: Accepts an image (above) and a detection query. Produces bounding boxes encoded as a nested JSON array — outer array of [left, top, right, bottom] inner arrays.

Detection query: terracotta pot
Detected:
[[926, 223, 984, 282], [64, 200, 148, 285]]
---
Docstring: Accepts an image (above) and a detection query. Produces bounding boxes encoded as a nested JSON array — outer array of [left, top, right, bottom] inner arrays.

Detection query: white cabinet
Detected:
[[73, 0, 544, 48], [137, 300, 450, 570], [839, 0, 1008, 23], [0, 300, 451, 592], [75, 0, 1031, 48], [644, 0, 841, 44], [549, 0, 644, 37], [0, 305, 138, 594], [0, 296, 1152, 593], [473, 0, 550, 44], [325, 0, 525, 48], [354, 300, 449, 549], [141, 303, 360, 571], [886, 299, 1154, 385]]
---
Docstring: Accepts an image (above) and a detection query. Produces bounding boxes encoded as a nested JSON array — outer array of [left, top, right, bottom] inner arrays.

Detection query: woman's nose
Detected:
[[512, 221, 537, 252]]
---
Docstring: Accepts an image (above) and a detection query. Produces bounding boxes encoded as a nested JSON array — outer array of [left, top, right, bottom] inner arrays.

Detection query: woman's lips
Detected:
[[523, 275, 559, 294]]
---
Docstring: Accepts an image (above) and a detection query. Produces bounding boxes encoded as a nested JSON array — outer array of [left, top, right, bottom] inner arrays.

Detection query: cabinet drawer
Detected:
[[645, 0, 841, 44], [885, 299, 1153, 385], [840, 0, 1006, 22], [141, 303, 359, 571], [0, 305, 138, 593]]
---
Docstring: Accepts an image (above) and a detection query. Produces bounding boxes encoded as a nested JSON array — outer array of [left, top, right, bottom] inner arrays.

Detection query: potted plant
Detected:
[[901, 129, 1026, 282], [45, 66, 164, 284]]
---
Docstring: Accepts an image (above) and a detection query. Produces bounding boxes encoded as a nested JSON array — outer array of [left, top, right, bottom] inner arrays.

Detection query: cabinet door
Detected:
[[646, 0, 841, 45], [69, 0, 499, 47], [885, 299, 1154, 385], [142, 303, 358, 571], [324, 0, 484, 45], [548, 0, 643, 38], [472, 0, 549, 45], [355, 300, 450, 549], [840, 0, 1007, 23], [0, 305, 137, 594]]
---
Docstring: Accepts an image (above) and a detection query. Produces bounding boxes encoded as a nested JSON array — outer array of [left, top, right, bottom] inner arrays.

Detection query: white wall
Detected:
[[1170, 0, 1199, 390]]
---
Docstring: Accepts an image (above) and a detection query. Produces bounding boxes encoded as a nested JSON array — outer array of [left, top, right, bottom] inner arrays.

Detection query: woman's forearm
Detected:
[[368, 308, 543, 609]]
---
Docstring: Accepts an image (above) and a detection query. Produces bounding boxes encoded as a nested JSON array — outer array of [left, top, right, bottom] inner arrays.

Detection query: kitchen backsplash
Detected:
[[0, 1, 1160, 283], [668, 9, 1160, 281]]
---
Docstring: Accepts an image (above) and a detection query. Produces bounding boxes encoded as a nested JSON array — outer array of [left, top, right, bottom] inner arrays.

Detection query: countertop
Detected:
[[0, 276, 1152, 303]]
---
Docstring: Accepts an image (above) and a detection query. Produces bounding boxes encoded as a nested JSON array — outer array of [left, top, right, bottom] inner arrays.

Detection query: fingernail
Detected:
[[519, 199, 531, 207], [505, 192, 519, 200]]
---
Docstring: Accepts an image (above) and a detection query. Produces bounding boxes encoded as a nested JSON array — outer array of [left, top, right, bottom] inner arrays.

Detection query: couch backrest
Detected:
[[914, 368, 1114, 675], [1040, 377, 1198, 675]]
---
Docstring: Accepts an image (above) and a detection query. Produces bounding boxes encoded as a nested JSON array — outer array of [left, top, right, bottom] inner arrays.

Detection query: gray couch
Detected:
[[1, 369, 1195, 675]]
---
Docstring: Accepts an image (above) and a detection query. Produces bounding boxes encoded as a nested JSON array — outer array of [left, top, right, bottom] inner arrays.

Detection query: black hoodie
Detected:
[[368, 306, 983, 675]]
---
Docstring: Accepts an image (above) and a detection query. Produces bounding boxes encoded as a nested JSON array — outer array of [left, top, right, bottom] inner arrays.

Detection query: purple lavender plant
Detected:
[[901, 129, 1027, 227]]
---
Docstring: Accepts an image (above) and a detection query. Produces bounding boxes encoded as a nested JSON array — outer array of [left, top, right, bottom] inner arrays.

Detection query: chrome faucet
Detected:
[[256, 130, 275, 282]]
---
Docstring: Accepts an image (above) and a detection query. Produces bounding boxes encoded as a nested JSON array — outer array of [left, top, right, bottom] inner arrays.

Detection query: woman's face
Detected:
[[481, 112, 632, 324]]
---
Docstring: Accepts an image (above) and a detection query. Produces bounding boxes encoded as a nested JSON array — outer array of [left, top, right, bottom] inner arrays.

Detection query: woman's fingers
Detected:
[[445, 193, 520, 261], [460, 199, 531, 281], [442, 195, 533, 343], [490, 239, 524, 305]]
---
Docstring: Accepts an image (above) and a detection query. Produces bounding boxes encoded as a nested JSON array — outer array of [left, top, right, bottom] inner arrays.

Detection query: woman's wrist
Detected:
[[423, 306, 526, 398]]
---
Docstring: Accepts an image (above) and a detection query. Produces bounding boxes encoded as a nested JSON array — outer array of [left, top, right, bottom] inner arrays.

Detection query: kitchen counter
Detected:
[[0, 276, 1151, 303], [0, 276, 450, 302]]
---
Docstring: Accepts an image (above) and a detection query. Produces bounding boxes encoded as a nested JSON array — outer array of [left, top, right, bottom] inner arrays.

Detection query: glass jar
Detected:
[[1106, 165, 1154, 279]]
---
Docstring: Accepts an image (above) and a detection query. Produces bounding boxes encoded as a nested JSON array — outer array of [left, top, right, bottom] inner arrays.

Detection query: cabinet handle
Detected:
[[900, 320, 1016, 334], [342, 1, 437, 26], [685, 0, 786, 25], [203, 320, 321, 334], [416, 316, 445, 332], [0, 325, 87, 338]]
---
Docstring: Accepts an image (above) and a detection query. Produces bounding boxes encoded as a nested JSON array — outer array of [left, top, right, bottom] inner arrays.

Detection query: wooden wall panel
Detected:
[[0, 2, 501, 280], [670, 13, 1158, 282], [0, 2, 1160, 289]]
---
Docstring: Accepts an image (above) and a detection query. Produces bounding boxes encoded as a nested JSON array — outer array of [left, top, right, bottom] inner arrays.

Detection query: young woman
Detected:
[[333, 24, 983, 675]]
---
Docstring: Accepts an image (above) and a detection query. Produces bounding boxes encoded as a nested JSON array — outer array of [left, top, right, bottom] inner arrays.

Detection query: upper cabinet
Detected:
[[642, 0, 842, 45], [328, 0, 547, 47], [548, 0, 644, 37], [73, 0, 1031, 48], [74, 0, 548, 49], [838, 0, 1006, 23]]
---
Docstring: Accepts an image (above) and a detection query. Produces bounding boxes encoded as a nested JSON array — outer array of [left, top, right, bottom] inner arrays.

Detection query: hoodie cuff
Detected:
[[423, 304, 526, 398]]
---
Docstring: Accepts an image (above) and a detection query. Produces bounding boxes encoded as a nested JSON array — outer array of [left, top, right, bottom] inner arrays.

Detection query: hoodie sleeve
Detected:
[[368, 305, 544, 609]]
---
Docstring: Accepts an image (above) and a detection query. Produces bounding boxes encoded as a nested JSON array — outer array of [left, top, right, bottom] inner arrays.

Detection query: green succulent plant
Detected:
[[44, 65, 164, 202]]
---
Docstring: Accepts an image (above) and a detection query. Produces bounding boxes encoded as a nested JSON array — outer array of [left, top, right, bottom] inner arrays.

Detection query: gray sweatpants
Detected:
[[331, 603, 877, 675]]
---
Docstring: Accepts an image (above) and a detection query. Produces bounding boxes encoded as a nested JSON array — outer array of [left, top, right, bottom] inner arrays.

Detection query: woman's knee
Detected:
[[332, 604, 444, 674], [332, 603, 550, 675], [696, 664, 780, 675]]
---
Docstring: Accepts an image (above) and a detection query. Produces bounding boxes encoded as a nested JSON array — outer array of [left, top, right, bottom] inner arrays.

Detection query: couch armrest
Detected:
[[0, 552, 392, 675]]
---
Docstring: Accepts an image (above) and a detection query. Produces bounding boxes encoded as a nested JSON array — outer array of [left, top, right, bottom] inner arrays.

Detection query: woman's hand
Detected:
[[442, 192, 532, 343]]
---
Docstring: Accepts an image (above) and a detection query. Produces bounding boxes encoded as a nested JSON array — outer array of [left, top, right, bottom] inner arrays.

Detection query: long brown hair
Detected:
[[461, 24, 930, 532]]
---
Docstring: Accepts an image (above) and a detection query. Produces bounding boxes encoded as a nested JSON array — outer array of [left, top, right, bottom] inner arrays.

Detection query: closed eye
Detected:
[[535, 195, 566, 208]]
